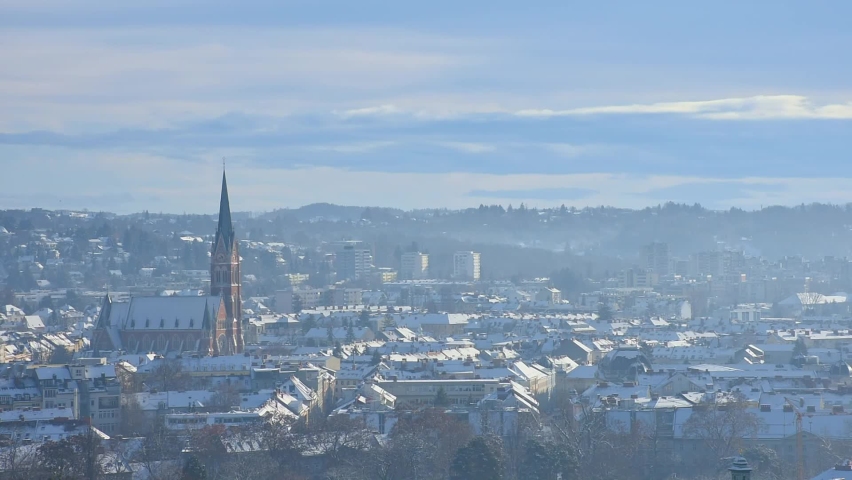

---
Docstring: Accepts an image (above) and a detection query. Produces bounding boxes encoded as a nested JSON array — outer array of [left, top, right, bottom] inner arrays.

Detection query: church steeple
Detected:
[[215, 170, 235, 250], [210, 166, 243, 354]]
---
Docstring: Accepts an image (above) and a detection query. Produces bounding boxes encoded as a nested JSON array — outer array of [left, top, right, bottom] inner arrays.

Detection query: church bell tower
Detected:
[[210, 169, 244, 354]]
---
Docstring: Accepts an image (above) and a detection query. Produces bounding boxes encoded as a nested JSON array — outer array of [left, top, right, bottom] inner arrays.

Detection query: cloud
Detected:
[[306, 141, 397, 154], [641, 180, 789, 206], [334, 105, 402, 119], [539, 143, 609, 158], [0, 192, 138, 210], [467, 187, 596, 201], [0, 26, 466, 131], [514, 95, 852, 120], [327, 95, 852, 123], [437, 141, 496, 154]]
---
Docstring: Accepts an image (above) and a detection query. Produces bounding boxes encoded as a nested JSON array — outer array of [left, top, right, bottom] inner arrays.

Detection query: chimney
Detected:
[[729, 457, 752, 480]]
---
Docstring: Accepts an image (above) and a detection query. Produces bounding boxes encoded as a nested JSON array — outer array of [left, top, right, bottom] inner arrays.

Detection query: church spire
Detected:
[[215, 169, 235, 250]]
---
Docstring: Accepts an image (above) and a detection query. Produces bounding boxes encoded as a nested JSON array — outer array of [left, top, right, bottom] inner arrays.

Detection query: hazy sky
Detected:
[[3, 1, 852, 214]]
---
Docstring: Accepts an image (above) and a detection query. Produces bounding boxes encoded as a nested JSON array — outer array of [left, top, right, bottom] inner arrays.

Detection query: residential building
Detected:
[[641, 242, 670, 276], [400, 252, 429, 280], [374, 268, 398, 284], [536, 287, 562, 305], [68, 361, 121, 434], [618, 269, 658, 288], [376, 378, 504, 408], [336, 241, 373, 281], [453, 251, 481, 281], [275, 287, 324, 314], [323, 287, 363, 307]]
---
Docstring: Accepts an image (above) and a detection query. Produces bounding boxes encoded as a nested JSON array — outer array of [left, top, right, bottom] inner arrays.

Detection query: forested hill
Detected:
[[256, 202, 852, 260], [3, 202, 852, 265]]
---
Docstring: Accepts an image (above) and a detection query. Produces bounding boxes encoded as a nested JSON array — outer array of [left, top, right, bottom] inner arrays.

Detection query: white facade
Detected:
[[641, 242, 670, 276], [453, 251, 481, 281], [400, 252, 429, 280], [336, 242, 373, 281]]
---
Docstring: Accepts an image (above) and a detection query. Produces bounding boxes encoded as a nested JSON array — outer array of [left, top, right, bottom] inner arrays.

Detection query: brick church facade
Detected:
[[92, 171, 244, 356]]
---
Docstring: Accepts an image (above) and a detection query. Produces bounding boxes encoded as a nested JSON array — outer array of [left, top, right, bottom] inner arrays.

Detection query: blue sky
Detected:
[[2, 1, 852, 213]]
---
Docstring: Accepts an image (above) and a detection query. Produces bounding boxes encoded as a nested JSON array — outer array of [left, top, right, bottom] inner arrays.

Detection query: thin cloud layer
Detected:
[[437, 142, 496, 154], [515, 96, 852, 120]]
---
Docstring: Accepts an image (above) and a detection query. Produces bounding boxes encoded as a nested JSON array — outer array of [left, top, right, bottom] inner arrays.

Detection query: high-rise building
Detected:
[[453, 251, 481, 281], [692, 251, 722, 277], [400, 252, 429, 280], [335, 241, 373, 281], [641, 242, 670, 276]]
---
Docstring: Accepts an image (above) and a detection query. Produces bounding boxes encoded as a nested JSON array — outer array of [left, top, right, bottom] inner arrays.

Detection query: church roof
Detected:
[[128, 296, 222, 330], [215, 170, 235, 251], [103, 296, 222, 331]]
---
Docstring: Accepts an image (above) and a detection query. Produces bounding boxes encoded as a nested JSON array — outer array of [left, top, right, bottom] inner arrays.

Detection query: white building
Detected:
[[453, 251, 481, 281], [336, 241, 373, 281], [400, 252, 429, 280], [641, 242, 669, 276]]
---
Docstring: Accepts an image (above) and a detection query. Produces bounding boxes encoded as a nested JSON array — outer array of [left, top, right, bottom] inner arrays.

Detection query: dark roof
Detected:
[[215, 170, 235, 250]]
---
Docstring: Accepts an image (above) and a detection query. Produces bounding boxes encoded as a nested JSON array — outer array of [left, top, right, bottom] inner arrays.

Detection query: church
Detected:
[[92, 171, 244, 356]]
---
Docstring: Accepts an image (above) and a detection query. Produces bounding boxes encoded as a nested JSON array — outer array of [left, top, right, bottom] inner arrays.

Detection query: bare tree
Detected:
[[207, 383, 241, 412], [149, 359, 191, 391], [137, 422, 183, 480], [185, 425, 228, 480], [35, 426, 102, 480], [378, 408, 474, 480], [216, 431, 279, 480], [0, 430, 39, 480], [302, 415, 372, 467], [682, 393, 762, 470], [119, 396, 148, 436]]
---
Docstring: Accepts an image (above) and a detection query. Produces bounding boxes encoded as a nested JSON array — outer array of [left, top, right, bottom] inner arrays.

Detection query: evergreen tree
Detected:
[[371, 349, 382, 365], [181, 454, 207, 480], [450, 436, 503, 480], [300, 313, 316, 333], [49, 346, 73, 364], [792, 336, 808, 358], [597, 303, 613, 322], [345, 323, 355, 344], [358, 309, 370, 328], [434, 386, 450, 407], [520, 439, 579, 480]]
